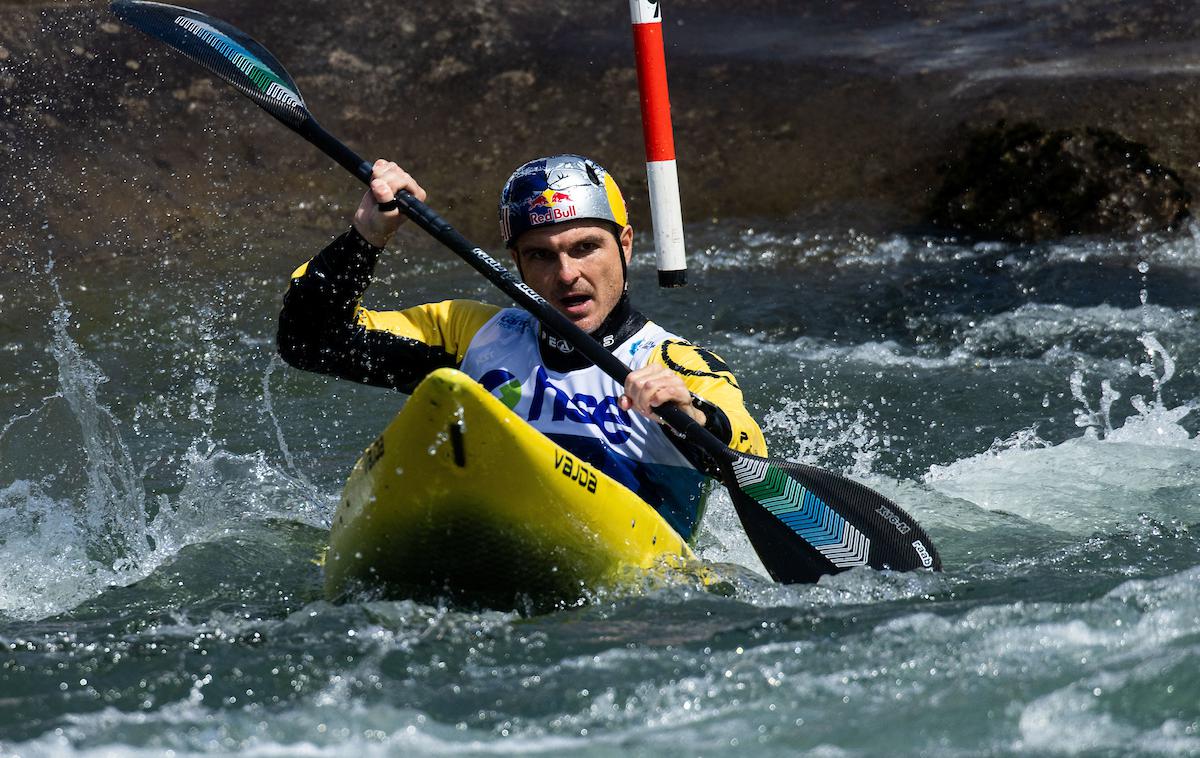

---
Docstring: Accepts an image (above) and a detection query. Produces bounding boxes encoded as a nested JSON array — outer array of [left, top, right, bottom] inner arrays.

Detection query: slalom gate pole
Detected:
[[629, 0, 687, 288]]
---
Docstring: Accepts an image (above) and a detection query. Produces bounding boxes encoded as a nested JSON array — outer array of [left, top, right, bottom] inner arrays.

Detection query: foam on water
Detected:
[[962, 303, 1196, 362], [6, 573, 1194, 756], [728, 301, 1197, 372], [925, 332, 1200, 536], [10, 562, 1189, 757], [729, 333, 964, 369], [679, 219, 1200, 276], [675, 227, 936, 273]]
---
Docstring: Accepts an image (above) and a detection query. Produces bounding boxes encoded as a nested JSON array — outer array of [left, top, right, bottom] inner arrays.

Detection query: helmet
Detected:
[[499, 154, 628, 248]]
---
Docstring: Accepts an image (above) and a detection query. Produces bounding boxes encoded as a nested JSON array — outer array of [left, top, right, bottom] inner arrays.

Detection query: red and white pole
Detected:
[[630, 0, 687, 288]]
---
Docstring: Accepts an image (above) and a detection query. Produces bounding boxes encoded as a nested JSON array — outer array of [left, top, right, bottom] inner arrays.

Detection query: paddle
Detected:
[[110, 0, 942, 582]]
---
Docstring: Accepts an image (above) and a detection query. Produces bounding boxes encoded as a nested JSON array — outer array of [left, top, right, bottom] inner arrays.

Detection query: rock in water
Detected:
[[927, 122, 1191, 241]]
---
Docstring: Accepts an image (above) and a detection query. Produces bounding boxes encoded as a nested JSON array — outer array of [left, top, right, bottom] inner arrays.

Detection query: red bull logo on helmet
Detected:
[[529, 190, 572, 208], [527, 189, 577, 225]]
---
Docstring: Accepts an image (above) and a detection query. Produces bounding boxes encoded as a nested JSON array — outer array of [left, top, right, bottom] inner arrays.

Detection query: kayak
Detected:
[[323, 367, 699, 609]]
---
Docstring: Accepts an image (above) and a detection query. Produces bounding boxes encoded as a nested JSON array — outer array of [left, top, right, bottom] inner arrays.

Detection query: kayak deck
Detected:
[[324, 368, 697, 609]]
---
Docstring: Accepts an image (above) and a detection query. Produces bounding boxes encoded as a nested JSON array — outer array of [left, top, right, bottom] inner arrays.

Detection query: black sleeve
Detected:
[[662, 396, 735, 478], [277, 227, 457, 393], [693, 395, 734, 445]]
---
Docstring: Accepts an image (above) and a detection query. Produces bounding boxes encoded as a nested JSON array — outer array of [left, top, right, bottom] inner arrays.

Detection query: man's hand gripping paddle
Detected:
[[110, 0, 942, 583]]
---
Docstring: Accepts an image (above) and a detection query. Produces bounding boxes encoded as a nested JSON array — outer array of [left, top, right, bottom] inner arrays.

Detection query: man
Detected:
[[278, 154, 765, 541]]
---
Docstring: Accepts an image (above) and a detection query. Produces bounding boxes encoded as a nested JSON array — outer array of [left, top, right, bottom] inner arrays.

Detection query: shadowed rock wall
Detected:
[[3, 0, 1200, 261]]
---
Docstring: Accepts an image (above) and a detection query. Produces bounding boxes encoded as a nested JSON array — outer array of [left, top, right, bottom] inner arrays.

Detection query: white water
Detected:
[[0, 271, 331, 621], [925, 332, 1200, 536], [2, 222, 1198, 756]]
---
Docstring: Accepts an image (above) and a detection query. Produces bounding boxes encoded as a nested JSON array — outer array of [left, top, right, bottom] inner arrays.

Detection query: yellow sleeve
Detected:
[[647, 339, 768, 456], [354, 299, 501, 363]]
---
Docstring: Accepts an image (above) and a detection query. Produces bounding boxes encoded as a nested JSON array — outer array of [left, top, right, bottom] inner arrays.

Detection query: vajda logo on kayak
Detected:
[[554, 451, 598, 494]]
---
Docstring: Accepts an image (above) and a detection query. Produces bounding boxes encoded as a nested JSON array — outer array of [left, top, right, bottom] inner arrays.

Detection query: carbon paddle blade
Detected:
[[725, 453, 940, 583], [111, 1, 309, 129]]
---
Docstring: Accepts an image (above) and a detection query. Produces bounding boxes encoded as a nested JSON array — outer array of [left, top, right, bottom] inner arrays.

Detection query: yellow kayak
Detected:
[[323, 368, 698, 609]]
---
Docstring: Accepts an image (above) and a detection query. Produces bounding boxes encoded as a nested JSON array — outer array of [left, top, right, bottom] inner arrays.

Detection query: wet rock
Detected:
[[5, 0, 1200, 256], [327, 49, 379, 75], [927, 122, 1191, 241], [426, 55, 470, 83], [171, 78, 220, 103]]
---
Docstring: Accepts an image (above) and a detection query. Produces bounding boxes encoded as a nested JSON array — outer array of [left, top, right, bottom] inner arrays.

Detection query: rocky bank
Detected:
[[3, 0, 1200, 262]]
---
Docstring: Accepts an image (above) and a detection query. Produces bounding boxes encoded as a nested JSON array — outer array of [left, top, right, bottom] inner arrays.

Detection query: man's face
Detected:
[[510, 220, 634, 334]]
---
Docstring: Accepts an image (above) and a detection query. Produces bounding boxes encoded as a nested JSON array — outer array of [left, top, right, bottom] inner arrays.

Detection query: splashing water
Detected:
[[0, 265, 152, 618], [760, 397, 888, 479], [1072, 333, 1195, 444], [926, 331, 1200, 536], [0, 267, 332, 621]]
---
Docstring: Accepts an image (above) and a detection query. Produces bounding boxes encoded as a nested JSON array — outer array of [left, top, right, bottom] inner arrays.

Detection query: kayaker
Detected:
[[278, 154, 766, 541]]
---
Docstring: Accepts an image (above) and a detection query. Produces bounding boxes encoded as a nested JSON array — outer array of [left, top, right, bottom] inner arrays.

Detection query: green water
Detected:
[[2, 219, 1198, 755]]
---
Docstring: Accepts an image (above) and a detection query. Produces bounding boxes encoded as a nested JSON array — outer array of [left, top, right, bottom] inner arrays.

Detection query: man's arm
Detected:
[[622, 340, 767, 457], [277, 160, 497, 392]]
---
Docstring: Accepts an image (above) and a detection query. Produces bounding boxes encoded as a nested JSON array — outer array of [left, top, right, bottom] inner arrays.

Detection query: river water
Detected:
[[2, 216, 1198, 755], [4, 0, 1200, 753]]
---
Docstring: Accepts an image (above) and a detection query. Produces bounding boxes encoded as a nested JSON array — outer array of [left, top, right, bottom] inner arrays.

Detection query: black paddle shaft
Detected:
[[296, 118, 733, 467]]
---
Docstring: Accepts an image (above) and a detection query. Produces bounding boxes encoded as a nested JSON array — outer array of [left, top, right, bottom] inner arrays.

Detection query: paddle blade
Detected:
[[111, 1, 308, 128], [726, 453, 940, 583]]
